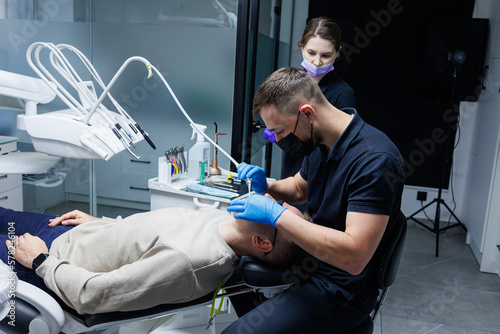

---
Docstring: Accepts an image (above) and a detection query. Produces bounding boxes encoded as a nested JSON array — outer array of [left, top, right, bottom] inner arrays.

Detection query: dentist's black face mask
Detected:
[[276, 110, 315, 157]]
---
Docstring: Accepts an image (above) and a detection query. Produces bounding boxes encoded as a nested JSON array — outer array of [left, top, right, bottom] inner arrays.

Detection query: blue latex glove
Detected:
[[263, 127, 276, 143], [227, 195, 286, 227], [238, 162, 268, 194]]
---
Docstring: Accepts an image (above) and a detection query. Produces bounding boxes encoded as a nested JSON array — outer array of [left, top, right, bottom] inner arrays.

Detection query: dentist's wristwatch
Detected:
[[32, 253, 50, 270]]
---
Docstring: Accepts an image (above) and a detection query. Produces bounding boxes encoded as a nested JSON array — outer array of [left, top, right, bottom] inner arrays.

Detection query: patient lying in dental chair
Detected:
[[0, 200, 300, 315]]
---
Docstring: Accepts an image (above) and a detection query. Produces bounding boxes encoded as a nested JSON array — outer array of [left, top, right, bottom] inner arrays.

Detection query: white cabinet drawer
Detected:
[[0, 137, 17, 154], [119, 174, 152, 202], [0, 174, 22, 192], [150, 188, 230, 211], [122, 153, 157, 175], [0, 186, 23, 211]]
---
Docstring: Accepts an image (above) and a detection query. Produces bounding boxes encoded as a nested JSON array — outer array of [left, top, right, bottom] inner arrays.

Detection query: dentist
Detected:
[[225, 67, 405, 333]]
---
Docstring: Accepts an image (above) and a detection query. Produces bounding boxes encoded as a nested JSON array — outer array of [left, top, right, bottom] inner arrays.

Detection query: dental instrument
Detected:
[[173, 146, 184, 174], [178, 145, 187, 174], [209, 122, 227, 176]]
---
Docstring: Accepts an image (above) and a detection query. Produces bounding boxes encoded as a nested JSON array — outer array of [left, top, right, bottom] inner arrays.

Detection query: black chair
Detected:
[[344, 213, 408, 333]]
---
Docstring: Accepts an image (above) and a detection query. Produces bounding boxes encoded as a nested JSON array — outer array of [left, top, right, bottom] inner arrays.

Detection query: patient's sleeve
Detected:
[[36, 245, 195, 314]]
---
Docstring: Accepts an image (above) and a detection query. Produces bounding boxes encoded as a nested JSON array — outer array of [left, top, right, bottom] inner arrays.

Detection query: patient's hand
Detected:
[[48, 210, 98, 226], [5, 233, 48, 269]]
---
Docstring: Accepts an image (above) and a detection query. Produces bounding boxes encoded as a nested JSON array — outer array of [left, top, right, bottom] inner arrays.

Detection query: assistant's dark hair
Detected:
[[299, 17, 342, 52]]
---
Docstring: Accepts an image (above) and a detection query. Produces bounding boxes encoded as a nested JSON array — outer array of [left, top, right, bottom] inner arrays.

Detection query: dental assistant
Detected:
[[279, 18, 357, 204], [299, 17, 356, 112], [224, 67, 405, 333]]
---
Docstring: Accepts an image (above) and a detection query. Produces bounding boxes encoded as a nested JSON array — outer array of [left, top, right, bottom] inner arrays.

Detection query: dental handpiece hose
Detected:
[[151, 66, 240, 165]]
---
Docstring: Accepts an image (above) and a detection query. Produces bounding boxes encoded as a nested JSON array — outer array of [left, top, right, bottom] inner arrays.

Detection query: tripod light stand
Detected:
[[407, 50, 468, 257]]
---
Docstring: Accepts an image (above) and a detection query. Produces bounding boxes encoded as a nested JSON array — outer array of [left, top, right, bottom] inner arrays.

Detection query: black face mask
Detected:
[[276, 111, 315, 157]]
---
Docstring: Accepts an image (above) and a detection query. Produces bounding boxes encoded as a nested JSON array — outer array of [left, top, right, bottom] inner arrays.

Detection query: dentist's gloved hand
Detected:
[[263, 127, 276, 143], [238, 162, 268, 194], [227, 195, 286, 227]]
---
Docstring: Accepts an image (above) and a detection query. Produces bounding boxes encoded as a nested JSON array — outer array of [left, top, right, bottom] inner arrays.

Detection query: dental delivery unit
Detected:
[[2, 42, 239, 170]]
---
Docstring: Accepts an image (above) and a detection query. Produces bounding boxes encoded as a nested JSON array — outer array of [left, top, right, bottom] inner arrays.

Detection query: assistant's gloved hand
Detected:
[[226, 195, 286, 227], [238, 162, 268, 194]]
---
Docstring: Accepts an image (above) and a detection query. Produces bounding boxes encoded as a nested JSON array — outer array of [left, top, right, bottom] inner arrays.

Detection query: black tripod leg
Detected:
[[434, 200, 441, 257], [442, 201, 467, 231], [407, 200, 437, 221]]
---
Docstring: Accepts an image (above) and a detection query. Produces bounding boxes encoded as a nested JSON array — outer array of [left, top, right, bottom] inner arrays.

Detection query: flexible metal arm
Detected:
[[150, 65, 239, 168], [86, 56, 152, 123]]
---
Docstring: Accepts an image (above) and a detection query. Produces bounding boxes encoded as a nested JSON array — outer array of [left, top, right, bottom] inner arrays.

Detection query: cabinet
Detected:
[[0, 137, 23, 211], [64, 148, 158, 208], [461, 3, 500, 276], [481, 146, 500, 276]]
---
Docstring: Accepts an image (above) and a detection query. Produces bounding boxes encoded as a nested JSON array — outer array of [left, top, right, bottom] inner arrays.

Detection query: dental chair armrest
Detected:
[[16, 281, 64, 334]]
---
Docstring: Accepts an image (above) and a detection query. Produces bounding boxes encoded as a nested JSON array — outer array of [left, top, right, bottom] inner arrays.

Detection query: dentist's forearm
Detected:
[[267, 174, 307, 204]]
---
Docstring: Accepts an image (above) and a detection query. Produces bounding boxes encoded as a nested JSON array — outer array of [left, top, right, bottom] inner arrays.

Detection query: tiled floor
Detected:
[[43, 202, 500, 333], [377, 221, 500, 334]]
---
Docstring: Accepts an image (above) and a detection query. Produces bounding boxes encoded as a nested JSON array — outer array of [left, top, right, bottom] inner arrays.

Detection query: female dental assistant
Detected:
[[280, 17, 357, 210], [298, 17, 356, 111]]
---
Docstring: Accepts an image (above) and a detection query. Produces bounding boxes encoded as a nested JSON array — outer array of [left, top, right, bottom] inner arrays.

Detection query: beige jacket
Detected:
[[36, 207, 239, 314]]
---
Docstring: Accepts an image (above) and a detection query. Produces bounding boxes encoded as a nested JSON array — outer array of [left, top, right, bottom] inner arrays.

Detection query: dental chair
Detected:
[[0, 214, 406, 334], [0, 257, 301, 334]]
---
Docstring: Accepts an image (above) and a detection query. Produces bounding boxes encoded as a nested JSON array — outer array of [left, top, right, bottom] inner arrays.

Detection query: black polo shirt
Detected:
[[281, 70, 356, 180], [300, 109, 405, 301], [319, 70, 356, 110]]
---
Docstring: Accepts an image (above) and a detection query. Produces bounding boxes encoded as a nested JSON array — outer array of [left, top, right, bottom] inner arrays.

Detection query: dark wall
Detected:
[[309, 0, 487, 188]]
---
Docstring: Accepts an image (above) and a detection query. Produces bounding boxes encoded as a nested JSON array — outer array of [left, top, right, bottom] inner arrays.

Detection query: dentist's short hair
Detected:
[[252, 67, 327, 119]]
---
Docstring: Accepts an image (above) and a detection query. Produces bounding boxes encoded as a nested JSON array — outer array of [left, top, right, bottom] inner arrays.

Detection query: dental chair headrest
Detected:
[[241, 257, 300, 287]]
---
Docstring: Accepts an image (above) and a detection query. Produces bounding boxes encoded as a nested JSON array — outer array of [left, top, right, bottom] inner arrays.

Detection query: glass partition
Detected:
[[231, 0, 293, 179], [0, 0, 238, 214], [0, 0, 91, 213]]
